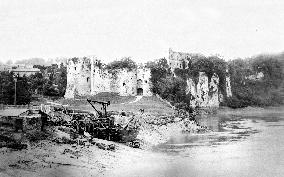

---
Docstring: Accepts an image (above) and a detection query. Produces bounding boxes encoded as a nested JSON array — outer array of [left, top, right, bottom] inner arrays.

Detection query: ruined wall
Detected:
[[65, 57, 152, 98], [116, 69, 137, 96], [168, 48, 190, 70], [91, 64, 113, 95], [136, 67, 152, 96], [65, 58, 92, 98]]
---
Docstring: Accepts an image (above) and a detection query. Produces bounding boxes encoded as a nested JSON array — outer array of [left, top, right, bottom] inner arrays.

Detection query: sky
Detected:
[[0, 0, 284, 63]]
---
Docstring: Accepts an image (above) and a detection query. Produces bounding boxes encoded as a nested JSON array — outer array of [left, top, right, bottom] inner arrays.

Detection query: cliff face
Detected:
[[186, 72, 221, 108], [64, 57, 152, 98], [169, 49, 232, 108]]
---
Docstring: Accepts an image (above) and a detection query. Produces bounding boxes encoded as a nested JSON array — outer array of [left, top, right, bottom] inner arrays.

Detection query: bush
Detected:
[[106, 57, 137, 71]]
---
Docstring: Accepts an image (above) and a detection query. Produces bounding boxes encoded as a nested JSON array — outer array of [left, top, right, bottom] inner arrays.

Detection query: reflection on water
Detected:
[[155, 116, 255, 153], [155, 114, 261, 154]]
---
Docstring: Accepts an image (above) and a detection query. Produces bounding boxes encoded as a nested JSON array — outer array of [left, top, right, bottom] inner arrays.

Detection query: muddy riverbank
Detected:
[[1, 106, 283, 177]]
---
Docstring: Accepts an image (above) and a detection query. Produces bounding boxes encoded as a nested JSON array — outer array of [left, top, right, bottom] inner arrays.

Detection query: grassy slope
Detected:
[[59, 93, 175, 116], [108, 96, 174, 115]]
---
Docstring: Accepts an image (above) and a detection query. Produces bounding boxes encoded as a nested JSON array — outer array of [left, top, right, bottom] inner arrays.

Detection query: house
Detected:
[[11, 67, 40, 77], [0, 108, 46, 132]]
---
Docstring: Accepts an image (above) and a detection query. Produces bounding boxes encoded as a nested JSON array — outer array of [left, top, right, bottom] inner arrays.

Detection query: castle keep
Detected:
[[64, 57, 152, 98]]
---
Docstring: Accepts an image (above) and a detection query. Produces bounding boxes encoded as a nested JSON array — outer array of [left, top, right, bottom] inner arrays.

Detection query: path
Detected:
[[120, 96, 143, 105], [128, 96, 143, 104]]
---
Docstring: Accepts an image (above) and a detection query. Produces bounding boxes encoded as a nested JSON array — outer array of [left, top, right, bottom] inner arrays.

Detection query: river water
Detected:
[[106, 107, 284, 177]]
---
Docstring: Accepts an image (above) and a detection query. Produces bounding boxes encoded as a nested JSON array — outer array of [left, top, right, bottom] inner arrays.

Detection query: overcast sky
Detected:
[[0, 0, 284, 63]]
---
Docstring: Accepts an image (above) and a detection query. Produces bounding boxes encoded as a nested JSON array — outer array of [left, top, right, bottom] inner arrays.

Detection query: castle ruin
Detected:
[[64, 49, 232, 108], [64, 57, 152, 98]]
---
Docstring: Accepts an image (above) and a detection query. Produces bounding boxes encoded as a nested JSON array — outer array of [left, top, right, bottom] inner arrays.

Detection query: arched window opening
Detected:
[[137, 88, 143, 95]]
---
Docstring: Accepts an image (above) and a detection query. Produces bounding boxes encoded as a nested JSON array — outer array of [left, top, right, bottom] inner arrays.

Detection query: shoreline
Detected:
[[1, 105, 283, 177]]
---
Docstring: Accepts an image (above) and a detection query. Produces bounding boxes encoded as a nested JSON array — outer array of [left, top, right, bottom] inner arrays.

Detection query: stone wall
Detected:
[[168, 48, 190, 71], [64, 58, 92, 98], [65, 57, 152, 98]]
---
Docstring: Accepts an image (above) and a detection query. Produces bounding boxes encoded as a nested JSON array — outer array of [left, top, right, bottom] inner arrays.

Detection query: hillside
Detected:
[[59, 93, 175, 116]]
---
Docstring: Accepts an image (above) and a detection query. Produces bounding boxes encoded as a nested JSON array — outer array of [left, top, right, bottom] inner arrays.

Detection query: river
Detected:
[[104, 106, 284, 177]]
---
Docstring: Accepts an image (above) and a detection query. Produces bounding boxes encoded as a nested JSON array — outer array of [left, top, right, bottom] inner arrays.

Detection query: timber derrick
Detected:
[[45, 100, 140, 147]]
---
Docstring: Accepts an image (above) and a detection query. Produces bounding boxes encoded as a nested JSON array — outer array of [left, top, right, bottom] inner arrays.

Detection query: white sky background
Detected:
[[0, 0, 284, 63]]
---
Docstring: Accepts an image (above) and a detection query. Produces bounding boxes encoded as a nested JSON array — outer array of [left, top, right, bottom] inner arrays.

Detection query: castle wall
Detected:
[[137, 67, 152, 96], [91, 66, 113, 94], [65, 58, 91, 98], [168, 48, 190, 70], [65, 57, 152, 98], [117, 69, 137, 96]]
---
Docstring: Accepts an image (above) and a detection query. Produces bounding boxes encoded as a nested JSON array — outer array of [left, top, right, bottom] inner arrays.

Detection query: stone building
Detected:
[[64, 57, 152, 98]]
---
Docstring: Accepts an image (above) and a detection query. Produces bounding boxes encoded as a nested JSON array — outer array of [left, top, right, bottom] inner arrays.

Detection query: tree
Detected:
[[147, 58, 171, 95], [106, 57, 137, 71], [28, 72, 46, 94], [43, 70, 59, 96], [16, 76, 32, 105], [57, 63, 67, 97], [0, 72, 14, 104], [0, 72, 32, 105], [227, 54, 284, 107]]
